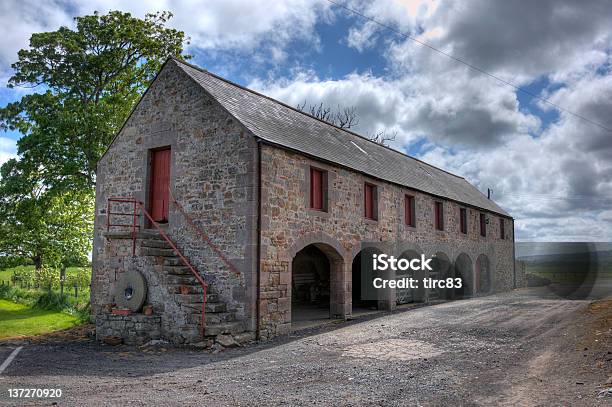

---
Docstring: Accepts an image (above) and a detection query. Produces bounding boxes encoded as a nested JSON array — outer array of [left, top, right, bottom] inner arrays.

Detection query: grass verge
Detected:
[[0, 299, 80, 340]]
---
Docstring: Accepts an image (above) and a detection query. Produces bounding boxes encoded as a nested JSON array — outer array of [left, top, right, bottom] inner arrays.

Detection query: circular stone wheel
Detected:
[[114, 270, 147, 312]]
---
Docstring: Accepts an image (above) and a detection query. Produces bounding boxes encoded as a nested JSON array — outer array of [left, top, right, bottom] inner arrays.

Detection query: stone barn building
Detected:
[[92, 57, 515, 345]]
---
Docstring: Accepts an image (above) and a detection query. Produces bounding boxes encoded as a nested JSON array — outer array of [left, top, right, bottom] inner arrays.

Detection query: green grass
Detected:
[[0, 299, 80, 339]]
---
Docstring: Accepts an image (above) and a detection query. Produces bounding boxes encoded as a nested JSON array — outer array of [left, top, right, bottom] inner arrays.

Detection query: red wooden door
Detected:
[[149, 148, 171, 222]]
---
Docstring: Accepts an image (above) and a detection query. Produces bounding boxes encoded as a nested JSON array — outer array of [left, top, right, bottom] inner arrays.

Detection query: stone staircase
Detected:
[[139, 230, 251, 345]]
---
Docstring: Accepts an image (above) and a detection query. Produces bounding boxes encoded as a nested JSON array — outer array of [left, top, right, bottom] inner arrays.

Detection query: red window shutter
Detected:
[[405, 195, 414, 226], [500, 218, 505, 239], [364, 183, 373, 219], [310, 168, 323, 210], [480, 213, 486, 237], [460, 208, 467, 234], [435, 202, 443, 230], [434, 203, 439, 229]]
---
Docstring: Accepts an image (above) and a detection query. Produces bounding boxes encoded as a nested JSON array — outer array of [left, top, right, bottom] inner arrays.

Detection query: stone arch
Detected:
[[351, 245, 387, 311], [290, 240, 348, 324], [350, 241, 388, 261], [287, 232, 347, 262], [430, 251, 452, 300], [454, 253, 473, 299], [475, 254, 492, 295]]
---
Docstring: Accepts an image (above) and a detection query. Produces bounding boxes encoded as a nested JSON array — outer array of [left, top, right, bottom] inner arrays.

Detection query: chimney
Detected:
[[487, 188, 492, 199]]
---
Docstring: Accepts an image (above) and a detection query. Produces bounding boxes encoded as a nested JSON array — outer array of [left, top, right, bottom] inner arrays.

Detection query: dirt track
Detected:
[[0, 288, 610, 406]]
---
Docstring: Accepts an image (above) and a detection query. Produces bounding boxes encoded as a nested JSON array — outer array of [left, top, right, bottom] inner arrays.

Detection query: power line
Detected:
[[502, 195, 612, 202], [326, 0, 612, 133]]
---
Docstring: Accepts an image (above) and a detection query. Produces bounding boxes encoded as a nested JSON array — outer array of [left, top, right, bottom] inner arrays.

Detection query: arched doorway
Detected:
[[454, 253, 473, 299], [291, 245, 330, 321], [430, 252, 452, 300], [475, 254, 491, 294], [352, 247, 382, 311], [397, 250, 421, 304], [291, 243, 345, 324]]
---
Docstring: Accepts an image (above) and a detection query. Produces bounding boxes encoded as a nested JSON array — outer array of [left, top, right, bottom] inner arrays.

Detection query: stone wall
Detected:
[[515, 260, 527, 288], [92, 58, 515, 343], [95, 314, 161, 345], [92, 59, 259, 343], [258, 144, 514, 338]]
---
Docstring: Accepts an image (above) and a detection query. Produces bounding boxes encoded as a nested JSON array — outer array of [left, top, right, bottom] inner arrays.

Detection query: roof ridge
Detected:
[[170, 57, 466, 180]]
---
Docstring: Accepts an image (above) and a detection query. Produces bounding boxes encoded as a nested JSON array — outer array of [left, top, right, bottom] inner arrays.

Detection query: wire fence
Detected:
[[0, 278, 88, 299]]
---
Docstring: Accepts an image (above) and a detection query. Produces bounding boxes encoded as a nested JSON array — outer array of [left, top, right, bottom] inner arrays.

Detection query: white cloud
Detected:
[[0, 0, 329, 66], [0, 137, 17, 167], [0, 0, 74, 64], [251, 0, 612, 242], [0, 0, 611, 242]]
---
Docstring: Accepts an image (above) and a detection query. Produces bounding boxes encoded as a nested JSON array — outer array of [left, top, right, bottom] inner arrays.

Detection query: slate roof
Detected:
[[173, 58, 511, 217]]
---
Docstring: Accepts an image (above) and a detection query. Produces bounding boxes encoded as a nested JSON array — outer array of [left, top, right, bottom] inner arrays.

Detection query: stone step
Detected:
[[140, 230, 165, 240], [163, 265, 191, 274], [164, 274, 199, 285], [169, 286, 218, 300], [169, 284, 205, 295], [141, 247, 176, 257], [141, 239, 172, 249], [180, 301, 228, 313], [164, 258, 185, 266], [187, 311, 235, 325], [204, 321, 245, 337]]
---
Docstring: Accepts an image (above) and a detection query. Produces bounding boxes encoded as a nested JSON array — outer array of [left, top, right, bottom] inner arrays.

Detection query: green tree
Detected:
[[0, 157, 93, 271], [0, 10, 188, 273], [0, 10, 189, 190]]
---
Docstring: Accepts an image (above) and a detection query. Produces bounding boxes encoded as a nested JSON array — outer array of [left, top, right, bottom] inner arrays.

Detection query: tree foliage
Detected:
[[0, 10, 188, 271], [0, 10, 189, 190], [0, 157, 94, 270]]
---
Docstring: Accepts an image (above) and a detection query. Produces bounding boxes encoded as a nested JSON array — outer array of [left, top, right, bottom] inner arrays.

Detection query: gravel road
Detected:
[[0, 288, 610, 406]]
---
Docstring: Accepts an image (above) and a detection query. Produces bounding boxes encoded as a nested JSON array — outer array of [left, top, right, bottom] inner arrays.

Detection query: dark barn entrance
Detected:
[[352, 248, 380, 311], [291, 245, 331, 323]]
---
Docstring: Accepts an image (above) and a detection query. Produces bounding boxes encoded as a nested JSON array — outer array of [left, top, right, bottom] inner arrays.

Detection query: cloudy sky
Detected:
[[1, 0, 611, 242]]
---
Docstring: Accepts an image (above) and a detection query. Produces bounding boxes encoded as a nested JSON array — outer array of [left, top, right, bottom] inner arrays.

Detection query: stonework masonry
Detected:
[[96, 314, 161, 345], [92, 58, 516, 344], [92, 61, 258, 343], [257, 145, 514, 338]]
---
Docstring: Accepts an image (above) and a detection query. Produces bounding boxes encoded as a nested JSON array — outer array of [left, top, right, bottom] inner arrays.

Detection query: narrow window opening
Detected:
[[434, 201, 444, 231], [364, 183, 377, 220], [480, 213, 487, 237], [405, 195, 416, 227], [309, 167, 327, 211], [460, 208, 467, 234]]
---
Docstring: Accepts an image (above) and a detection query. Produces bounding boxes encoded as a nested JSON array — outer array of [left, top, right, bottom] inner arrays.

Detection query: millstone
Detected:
[[114, 270, 147, 312]]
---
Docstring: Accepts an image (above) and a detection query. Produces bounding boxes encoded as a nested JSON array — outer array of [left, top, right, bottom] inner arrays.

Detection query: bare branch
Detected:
[[297, 101, 395, 146], [334, 105, 359, 129], [368, 129, 397, 146]]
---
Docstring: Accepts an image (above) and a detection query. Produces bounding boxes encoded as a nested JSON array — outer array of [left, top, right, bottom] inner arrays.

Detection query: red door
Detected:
[[149, 148, 171, 223]]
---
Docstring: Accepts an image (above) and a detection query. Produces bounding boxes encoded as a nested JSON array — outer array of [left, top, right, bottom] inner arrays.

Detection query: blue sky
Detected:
[[0, 0, 611, 241]]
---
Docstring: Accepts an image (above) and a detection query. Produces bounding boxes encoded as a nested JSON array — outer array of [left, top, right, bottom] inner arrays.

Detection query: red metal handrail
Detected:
[[106, 197, 208, 339], [107, 197, 141, 256], [168, 190, 241, 276]]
